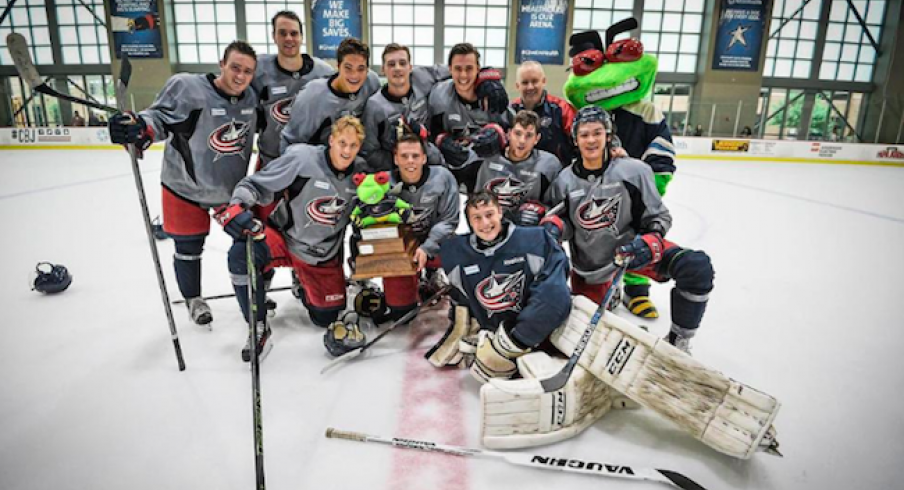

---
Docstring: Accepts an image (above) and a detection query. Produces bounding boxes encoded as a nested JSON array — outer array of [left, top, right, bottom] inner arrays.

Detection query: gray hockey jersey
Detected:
[[390, 165, 460, 257], [475, 148, 562, 220], [279, 71, 382, 153], [427, 79, 512, 141], [361, 65, 449, 171], [547, 156, 672, 284], [231, 144, 365, 265], [252, 54, 334, 163], [140, 73, 259, 206]]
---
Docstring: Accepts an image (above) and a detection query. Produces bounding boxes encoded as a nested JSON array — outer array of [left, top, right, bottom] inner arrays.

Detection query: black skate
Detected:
[[242, 322, 273, 363], [186, 297, 213, 328]]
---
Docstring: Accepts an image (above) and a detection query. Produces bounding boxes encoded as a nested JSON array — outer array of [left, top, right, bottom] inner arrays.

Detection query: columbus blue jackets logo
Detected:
[[485, 176, 530, 209], [270, 97, 293, 126], [476, 270, 525, 315], [576, 195, 621, 231], [209, 119, 251, 159], [305, 196, 348, 226]]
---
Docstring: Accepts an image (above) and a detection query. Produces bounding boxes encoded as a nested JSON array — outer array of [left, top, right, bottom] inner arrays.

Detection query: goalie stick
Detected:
[[6, 34, 118, 113], [325, 428, 707, 490], [320, 285, 450, 374]]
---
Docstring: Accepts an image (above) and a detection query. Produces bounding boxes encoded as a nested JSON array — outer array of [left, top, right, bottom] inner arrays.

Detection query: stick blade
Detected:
[[5, 33, 42, 89], [119, 54, 133, 88], [657, 469, 708, 490], [320, 348, 363, 374]]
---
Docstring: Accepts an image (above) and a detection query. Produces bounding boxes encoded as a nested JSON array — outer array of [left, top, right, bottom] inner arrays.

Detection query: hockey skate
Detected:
[[186, 297, 213, 327], [264, 295, 277, 317], [419, 267, 449, 304], [324, 312, 366, 357], [242, 321, 273, 363], [666, 329, 692, 354]]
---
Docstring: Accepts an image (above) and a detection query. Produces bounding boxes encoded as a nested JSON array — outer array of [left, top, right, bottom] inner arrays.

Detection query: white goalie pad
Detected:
[[426, 306, 479, 368], [480, 351, 613, 449], [551, 295, 782, 459]]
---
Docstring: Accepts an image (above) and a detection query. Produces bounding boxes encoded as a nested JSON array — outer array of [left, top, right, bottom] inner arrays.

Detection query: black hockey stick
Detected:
[[6, 33, 118, 113], [320, 285, 450, 374], [172, 285, 293, 304], [246, 236, 266, 490], [0, 0, 19, 27], [326, 428, 706, 490]]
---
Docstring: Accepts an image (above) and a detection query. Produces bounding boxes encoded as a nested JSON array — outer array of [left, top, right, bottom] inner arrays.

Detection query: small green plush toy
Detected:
[[350, 171, 412, 228]]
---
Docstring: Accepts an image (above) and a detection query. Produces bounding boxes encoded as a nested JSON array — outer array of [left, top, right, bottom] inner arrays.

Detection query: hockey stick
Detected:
[[319, 285, 450, 374], [172, 285, 293, 304], [0, 0, 19, 27], [246, 236, 266, 490], [6, 33, 118, 113], [325, 428, 706, 490]]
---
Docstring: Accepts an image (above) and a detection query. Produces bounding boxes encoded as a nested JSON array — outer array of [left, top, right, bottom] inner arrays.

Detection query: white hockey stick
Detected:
[[325, 428, 707, 490]]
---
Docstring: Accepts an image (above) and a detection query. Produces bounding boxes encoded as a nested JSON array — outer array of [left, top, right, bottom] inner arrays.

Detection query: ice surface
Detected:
[[1, 149, 903, 490]]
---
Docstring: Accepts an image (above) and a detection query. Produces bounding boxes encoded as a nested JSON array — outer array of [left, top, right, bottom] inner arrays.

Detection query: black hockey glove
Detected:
[[382, 115, 429, 151], [615, 233, 665, 270], [470, 123, 507, 158], [475, 67, 509, 114], [437, 133, 471, 169], [215, 204, 265, 241], [109, 111, 154, 158]]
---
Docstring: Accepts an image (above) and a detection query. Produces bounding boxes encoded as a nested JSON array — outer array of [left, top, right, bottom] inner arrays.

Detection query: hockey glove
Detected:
[[470, 123, 507, 158], [471, 324, 530, 384], [436, 133, 471, 169], [517, 201, 547, 227], [215, 203, 265, 240], [382, 115, 429, 151], [109, 111, 154, 158], [615, 232, 665, 270], [539, 214, 564, 242], [475, 67, 509, 114]]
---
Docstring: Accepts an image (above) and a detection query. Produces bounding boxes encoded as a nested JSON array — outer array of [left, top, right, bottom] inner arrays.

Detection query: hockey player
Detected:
[[429, 190, 572, 383], [565, 26, 677, 319], [427, 43, 511, 191], [511, 61, 577, 167], [372, 132, 459, 321], [253, 10, 334, 168], [360, 43, 448, 171], [279, 37, 381, 153], [541, 106, 713, 352], [216, 116, 367, 361], [473, 110, 562, 226], [108, 41, 259, 326]]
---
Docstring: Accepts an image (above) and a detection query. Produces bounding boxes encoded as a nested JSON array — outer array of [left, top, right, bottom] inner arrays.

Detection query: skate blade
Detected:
[[249, 342, 273, 368], [267, 309, 276, 319], [196, 321, 213, 331]]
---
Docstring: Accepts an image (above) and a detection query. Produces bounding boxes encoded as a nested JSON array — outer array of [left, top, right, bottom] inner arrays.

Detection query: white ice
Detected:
[[1, 149, 903, 490]]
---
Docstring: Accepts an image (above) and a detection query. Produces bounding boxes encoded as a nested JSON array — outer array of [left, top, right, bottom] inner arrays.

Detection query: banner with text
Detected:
[[515, 0, 568, 65], [110, 0, 163, 58], [712, 0, 765, 71], [312, 0, 363, 59]]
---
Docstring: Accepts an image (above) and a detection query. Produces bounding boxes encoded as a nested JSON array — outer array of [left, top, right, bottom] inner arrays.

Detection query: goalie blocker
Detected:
[[551, 296, 781, 459]]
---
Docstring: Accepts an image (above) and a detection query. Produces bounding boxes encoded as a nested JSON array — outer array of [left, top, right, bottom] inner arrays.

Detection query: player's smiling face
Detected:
[[394, 141, 426, 183], [467, 202, 503, 242], [273, 16, 302, 58], [218, 51, 256, 96], [337, 54, 368, 93], [329, 127, 362, 171], [576, 121, 607, 163], [507, 123, 540, 161], [382, 50, 412, 91], [450, 53, 479, 97]]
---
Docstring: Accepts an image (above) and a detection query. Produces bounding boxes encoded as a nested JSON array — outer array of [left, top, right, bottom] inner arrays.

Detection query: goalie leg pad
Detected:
[[551, 295, 781, 459], [425, 306, 479, 368], [480, 351, 613, 449]]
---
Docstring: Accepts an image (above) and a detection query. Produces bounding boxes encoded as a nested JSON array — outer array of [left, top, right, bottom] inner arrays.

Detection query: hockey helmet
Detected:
[[571, 105, 613, 141], [32, 262, 72, 294]]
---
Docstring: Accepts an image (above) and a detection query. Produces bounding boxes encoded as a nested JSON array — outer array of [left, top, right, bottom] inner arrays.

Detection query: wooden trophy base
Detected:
[[352, 224, 418, 280]]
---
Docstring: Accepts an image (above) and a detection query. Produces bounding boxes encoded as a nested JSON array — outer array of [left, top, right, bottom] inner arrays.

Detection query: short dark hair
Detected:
[[337, 37, 370, 65], [512, 110, 540, 133], [382, 43, 411, 64], [465, 190, 500, 214], [271, 10, 303, 36], [394, 132, 426, 153], [448, 43, 480, 66], [222, 40, 257, 63]]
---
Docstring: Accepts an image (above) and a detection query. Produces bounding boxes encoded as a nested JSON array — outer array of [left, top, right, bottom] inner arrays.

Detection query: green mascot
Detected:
[[350, 171, 412, 228], [563, 18, 677, 319]]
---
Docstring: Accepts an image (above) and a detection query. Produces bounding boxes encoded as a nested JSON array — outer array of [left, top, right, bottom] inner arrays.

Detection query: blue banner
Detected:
[[312, 0, 363, 59], [515, 0, 568, 65], [111, 0, 162, 59], [712, 0, 766, 71]]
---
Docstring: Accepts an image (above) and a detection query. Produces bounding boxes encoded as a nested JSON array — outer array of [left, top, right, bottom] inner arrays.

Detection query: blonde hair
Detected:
[[332, 115, 365, 143]]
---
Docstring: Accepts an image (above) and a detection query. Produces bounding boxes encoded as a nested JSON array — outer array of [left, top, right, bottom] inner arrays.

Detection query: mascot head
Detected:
[[564, 18, 657, 111]]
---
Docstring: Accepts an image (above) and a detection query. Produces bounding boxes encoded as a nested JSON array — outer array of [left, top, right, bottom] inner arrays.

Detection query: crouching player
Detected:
[[215, 116, 367, 361]]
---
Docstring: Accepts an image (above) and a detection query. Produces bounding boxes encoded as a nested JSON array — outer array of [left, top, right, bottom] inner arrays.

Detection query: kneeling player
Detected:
[[216, 116, 366, 361], [542, 106, 714, 352]]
